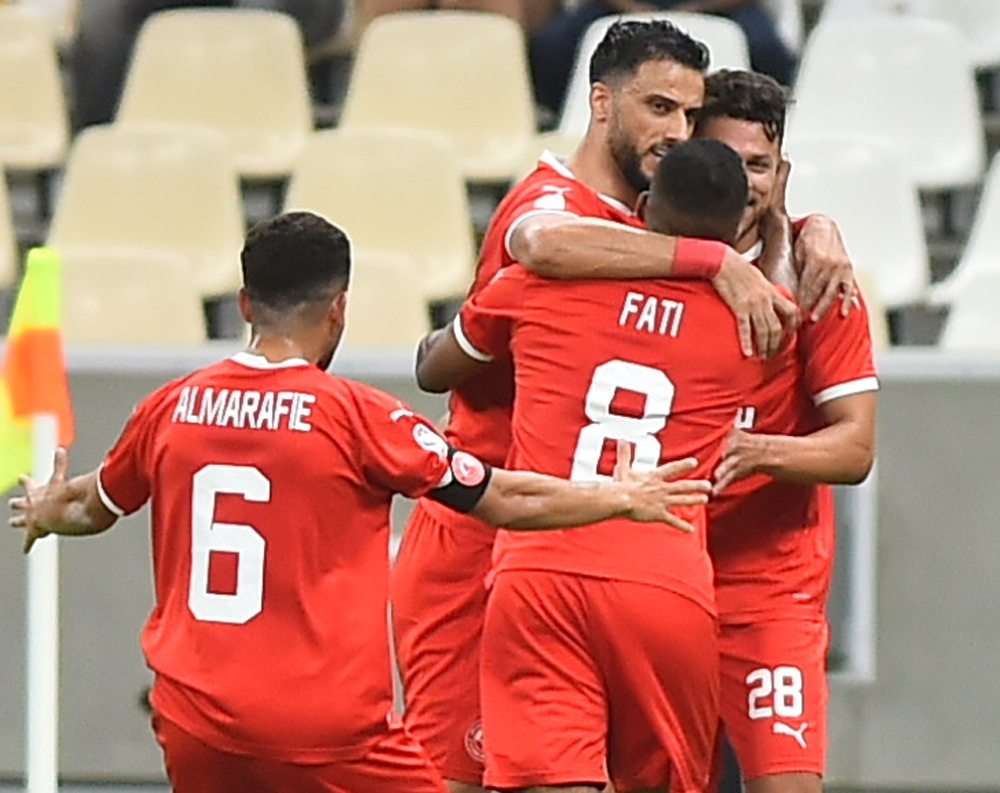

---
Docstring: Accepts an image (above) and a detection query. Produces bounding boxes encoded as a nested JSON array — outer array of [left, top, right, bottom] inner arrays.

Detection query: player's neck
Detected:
[[735, 223, 762, 256], [569, 136, 640, 210], [246, 332, 321, 367]]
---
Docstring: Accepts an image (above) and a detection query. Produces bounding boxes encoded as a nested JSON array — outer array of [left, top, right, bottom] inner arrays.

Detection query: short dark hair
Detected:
[[647, 138, 748, 240], [699, 69, 792, 143], [590, 19, 710, 86], [241, 211, 351, 308]]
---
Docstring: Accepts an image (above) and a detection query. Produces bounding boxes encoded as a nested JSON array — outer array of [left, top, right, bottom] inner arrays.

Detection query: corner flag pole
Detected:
[[25, 414, 59, 793]]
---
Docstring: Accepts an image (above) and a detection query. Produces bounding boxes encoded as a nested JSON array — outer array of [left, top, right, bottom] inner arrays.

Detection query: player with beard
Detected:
[[391, 20, 854, 793]]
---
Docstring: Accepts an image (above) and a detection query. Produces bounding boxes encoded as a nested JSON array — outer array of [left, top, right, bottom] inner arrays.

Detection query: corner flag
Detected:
[[0, 247, 74, 493]]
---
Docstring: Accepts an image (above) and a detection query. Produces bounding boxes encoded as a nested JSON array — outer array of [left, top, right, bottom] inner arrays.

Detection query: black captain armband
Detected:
[[427, 447, 493, 513]]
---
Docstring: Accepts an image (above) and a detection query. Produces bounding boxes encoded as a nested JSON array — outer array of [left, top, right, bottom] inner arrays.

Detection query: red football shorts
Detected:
[[481, 570, 720, 793], [390, 499, 495, 784], [718, 618, 829, 781], [152, 713, 448, 793]]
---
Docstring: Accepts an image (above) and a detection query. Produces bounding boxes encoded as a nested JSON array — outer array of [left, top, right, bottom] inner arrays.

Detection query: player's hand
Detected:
[[8, 447, 69, 554], [613, 440, 711, 532], [712, 249, 799, 358], [712, 428, 770, 495], [795, 214, 857, 321]]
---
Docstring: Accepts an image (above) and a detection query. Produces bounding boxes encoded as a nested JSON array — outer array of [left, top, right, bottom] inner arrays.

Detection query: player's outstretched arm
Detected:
[[510, 213, 797, 358], [712, 391, 877, 494], [415, 324, 488, 393], [8, 447, 118, 553], [473, 443, 710, 533]]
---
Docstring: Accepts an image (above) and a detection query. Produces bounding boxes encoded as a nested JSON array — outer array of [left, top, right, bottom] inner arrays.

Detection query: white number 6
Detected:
[[189, 464, 270, 624]]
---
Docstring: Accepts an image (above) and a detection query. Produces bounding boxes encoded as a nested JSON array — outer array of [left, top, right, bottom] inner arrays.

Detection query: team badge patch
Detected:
[[413, 423, 449, 459], [464, 719, 485, 763], [452, 451, 486, 486]]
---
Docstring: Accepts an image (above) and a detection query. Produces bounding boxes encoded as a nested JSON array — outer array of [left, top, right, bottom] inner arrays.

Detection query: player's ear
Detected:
[[636, 191, 649, 222], [329, 290, 348, 328], [590, 81, 613, 124], [237, 288, 252, 323]]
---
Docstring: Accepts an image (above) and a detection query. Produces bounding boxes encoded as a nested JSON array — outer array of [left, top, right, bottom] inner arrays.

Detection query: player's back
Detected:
[[108, 353, 443, 761], [463, 266, 762, 612]]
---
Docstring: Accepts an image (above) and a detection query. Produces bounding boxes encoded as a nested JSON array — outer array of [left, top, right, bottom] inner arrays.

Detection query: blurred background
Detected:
[[0, 0, 999, 789]]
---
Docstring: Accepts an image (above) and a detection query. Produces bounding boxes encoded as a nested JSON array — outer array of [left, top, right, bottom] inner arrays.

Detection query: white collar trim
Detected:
[[231, 351, 311, 370], [538, 150, 636, 217]]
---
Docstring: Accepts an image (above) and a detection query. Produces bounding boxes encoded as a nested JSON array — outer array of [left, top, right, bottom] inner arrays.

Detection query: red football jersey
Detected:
[[458, 265, 764, 613], [98, 352, 456, 762], [442, 151, 643, 468], [708, 290, 879, 623]]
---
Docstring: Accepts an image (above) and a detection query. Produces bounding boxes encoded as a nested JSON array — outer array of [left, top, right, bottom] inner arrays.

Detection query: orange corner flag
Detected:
[[0, 247, 74, 493]]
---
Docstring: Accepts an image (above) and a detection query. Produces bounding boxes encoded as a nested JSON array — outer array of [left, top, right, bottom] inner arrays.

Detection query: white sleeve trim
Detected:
[[452, 316, 494, 363], [813, 376, 880, 406], [96, 465, 127, 517], [503, 208, 578, 260]]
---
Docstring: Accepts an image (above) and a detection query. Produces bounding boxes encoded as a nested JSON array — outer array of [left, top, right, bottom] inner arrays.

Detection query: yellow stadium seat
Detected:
[[48, 125, 244, 298], [61, 249, 206, 345], [854, 266, 890, 350], [0, 174, 15, 289], [116, 8, 313, 180], [340, 11, 536, 183], [284, 127, 475, 301], [341, 249, 429, 349], [0, 6, 69, 171]]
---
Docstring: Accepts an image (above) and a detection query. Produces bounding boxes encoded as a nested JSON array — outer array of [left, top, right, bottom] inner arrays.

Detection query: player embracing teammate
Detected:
[[394, 18, 877, 793]]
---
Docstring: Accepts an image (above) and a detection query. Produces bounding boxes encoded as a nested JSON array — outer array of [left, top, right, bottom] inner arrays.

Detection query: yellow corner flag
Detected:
[[0, 247, 74, 493]]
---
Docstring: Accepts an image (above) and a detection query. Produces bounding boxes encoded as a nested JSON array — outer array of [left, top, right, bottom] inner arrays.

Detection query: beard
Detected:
[[608, 123, 651, 195]]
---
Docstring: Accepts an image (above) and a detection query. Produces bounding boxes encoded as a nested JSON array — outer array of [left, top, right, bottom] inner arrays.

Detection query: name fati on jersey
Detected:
[[619, 290, 685, 337], [171, 386, 316, 432]]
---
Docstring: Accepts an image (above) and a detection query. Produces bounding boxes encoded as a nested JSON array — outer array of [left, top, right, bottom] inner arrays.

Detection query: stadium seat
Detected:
[[284, 127, 475, 301], [854, 266, 890, 350], [0, 174, 15, 289], [0, 6, 69, 171], [558, 12, 751, 139], [938, 270, 1000, 351], [48, 125, 244, 297], [62, 249, 206, 345], [339, 11, 536, 183], [514, 130, 581, 182], [785, 137, 929, 309], [341, 249, 430, 348], [15, 0, 79, 48], [929, 152, 1000, 306], [766, 0, 804, 53], [821, 0, 1000, 69], [115, 8, 313, 180], [787, 16, 985, 190]]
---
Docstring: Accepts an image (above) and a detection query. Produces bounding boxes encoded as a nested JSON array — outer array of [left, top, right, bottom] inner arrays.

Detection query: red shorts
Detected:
[[481, 570, 720, 793], [718, 618, 829, 781], [153, 713, 448, 793], [390, 499, 495, 784]]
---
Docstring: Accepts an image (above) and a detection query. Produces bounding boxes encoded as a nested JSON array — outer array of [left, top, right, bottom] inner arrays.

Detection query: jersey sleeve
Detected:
[[501, 173, 604, 262], [97, 393, 163, 516], [798, 287, 879, 406], [454, 266, 526, 362], [351, 388, 455, 499]]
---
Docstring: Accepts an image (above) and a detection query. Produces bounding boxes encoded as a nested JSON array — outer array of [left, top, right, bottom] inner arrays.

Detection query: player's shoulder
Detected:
[[323, 376, 416, 423]]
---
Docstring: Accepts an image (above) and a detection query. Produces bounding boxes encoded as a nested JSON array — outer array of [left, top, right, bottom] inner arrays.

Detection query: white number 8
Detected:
[[571, 359, 675, 481], [189, 464, 270, 624]]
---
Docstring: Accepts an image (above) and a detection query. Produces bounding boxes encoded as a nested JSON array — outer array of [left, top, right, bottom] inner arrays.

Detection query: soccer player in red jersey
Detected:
[[694, 70, 879, 793], [418, 138, 766, 793], [390, 22, 812, 792], [8, 212, 714, 793]]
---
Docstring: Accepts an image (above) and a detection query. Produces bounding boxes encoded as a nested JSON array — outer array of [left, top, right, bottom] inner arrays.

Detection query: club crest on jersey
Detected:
[[464, 719, 485, 763], [413, 423, 449, 460], [533, 185, 570, 211], [452, 451, 486, 487]]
